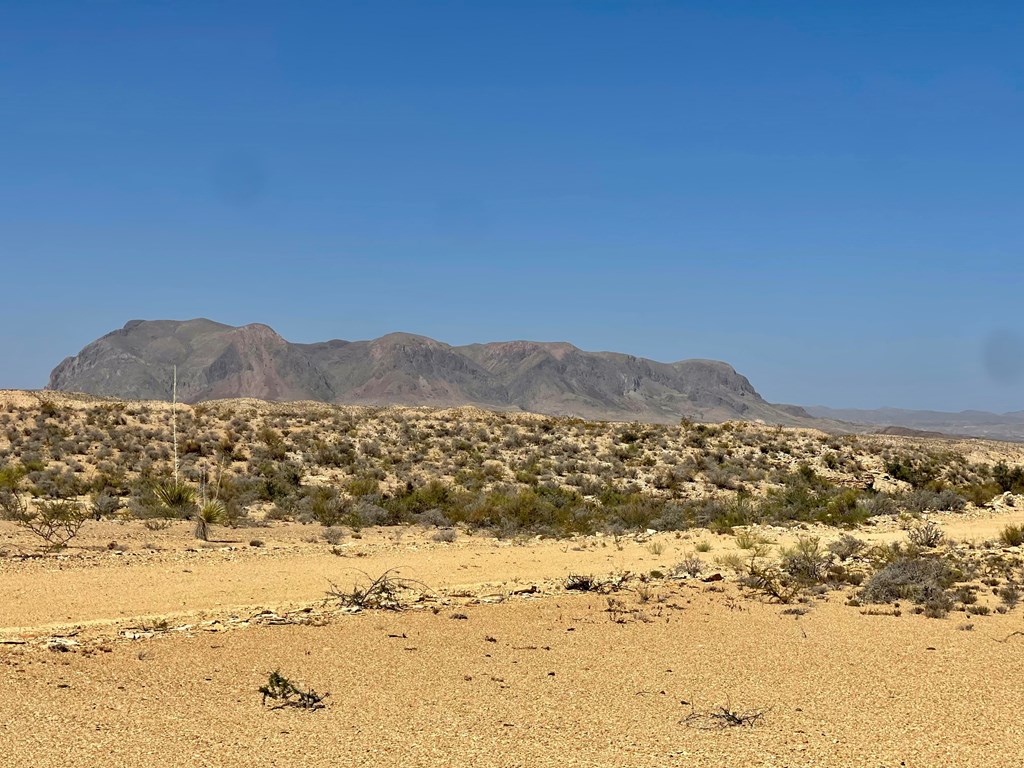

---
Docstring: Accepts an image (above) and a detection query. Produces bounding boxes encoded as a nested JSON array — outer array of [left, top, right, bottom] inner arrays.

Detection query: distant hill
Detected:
[[46, 318, 825, 426], [806, 406, 1024, 443]]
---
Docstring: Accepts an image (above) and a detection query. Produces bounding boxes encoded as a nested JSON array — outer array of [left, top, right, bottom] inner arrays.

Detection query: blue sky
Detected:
[[1, 1, 1021, 411]]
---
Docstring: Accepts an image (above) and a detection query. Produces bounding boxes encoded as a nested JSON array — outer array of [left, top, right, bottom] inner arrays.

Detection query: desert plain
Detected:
[[2, 391, 1024, 767]]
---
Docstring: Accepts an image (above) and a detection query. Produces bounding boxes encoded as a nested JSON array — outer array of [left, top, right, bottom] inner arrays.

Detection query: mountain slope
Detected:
[[47, 318, 820, 426]]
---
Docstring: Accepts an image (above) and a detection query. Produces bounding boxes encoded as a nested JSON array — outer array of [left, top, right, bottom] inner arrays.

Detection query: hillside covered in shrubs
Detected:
[[2, 391, 1023, 542]]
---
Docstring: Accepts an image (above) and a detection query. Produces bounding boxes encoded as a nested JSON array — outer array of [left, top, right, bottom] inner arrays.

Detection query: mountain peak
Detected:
[[46, 319, 817, 426]]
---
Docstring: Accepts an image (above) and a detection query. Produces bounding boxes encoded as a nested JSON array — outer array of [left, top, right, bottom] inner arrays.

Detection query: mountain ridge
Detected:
[[47, 318, 819, 426], [806, 405, 1024, 442]]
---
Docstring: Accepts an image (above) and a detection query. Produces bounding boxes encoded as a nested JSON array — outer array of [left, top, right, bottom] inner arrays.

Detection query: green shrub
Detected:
[[0, 492, 87, 550], [993, 462, 1024, 493], [999, 524, 1024, 547]]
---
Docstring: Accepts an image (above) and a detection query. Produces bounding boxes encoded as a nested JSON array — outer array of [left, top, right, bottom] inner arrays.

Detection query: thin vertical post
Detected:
[[172, 364, 178, 483]]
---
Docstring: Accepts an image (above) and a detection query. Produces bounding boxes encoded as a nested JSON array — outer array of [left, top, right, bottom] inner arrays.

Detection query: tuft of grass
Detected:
[[999, 524, 1024, 547]]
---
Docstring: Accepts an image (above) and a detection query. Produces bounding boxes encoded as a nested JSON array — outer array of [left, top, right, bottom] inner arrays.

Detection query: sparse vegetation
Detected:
[[683, 702, 765, 729], [861, 554, 957, 618], [259, 670, 328, 710], [999, 524, 1024, 547], [0, 491, 87, 550], [325, 569, 431, 611], [907, 521, 944, 549]]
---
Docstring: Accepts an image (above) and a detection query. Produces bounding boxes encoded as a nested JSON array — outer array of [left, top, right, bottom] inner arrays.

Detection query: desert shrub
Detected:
[[993, 462, 1024, 493], [957, 481, 1002, 506], [692, 496, 750, 532], [90, 492, 121, 520], [859, 493, 898, 517], [903, 489, 966, 514], [752, 470, 866, 528], [734, 529, 770, 551], [607, 492, 663, 530], [432, 528, 457, 543], [252, 461, 302, 502], [885, 454, 942, 489], [779, 536, 834, 584], [299, 486, 349, 527], [741, 556, 801, 603], [829, 534, 867, 561], [648, 502, 689, 531], [1000, 524, 1024, 547], [906, 521, 944, 548], [322, 526, 345, 545], [385, 480, 455, 519], [672, 555, 704, 577], [862, 555, 956, 617], [344, 501, 392, 528], [998, 585, 1020, 608], [259, 670, 328, 710], [0, 463, 26, 492], [451, 485, 591, 536], [817, 488, 869, 527], [0, 492, 87, 550], [345, 475, 380, 498], [416, 508, 451, 528]]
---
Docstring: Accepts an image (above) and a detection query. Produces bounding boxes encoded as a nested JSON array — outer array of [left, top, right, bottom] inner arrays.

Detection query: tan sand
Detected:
[[3, 513, 1024, 767]]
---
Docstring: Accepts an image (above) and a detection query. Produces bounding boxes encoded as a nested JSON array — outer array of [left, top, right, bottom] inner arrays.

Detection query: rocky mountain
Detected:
[[47, 318, 825, 426]]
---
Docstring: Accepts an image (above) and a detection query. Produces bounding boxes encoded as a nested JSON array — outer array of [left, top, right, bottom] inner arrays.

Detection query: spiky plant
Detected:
[[195, 499, 224, 542], [153, 479, 197, 516], [154, 479, 222, 541]]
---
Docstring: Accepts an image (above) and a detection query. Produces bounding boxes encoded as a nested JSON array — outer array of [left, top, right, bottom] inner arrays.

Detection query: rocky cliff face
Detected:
[[47, 318, 819, 425]]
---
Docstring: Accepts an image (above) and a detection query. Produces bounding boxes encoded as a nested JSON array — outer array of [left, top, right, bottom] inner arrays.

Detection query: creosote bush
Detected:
[[0, 492, 87, 550]]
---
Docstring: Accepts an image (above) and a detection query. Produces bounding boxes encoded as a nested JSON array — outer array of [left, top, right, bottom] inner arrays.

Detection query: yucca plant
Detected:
[[195, 499, 224, 542], [153, 478, 223, 541], [153, 479, 197, 516]]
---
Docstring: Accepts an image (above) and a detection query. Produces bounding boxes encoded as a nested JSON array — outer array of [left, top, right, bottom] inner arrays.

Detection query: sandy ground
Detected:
[[4, 511, 1024, 767]]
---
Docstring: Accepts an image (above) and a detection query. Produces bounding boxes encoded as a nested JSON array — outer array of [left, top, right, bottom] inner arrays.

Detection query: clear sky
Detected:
[[1, 1, 1022, 412]]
